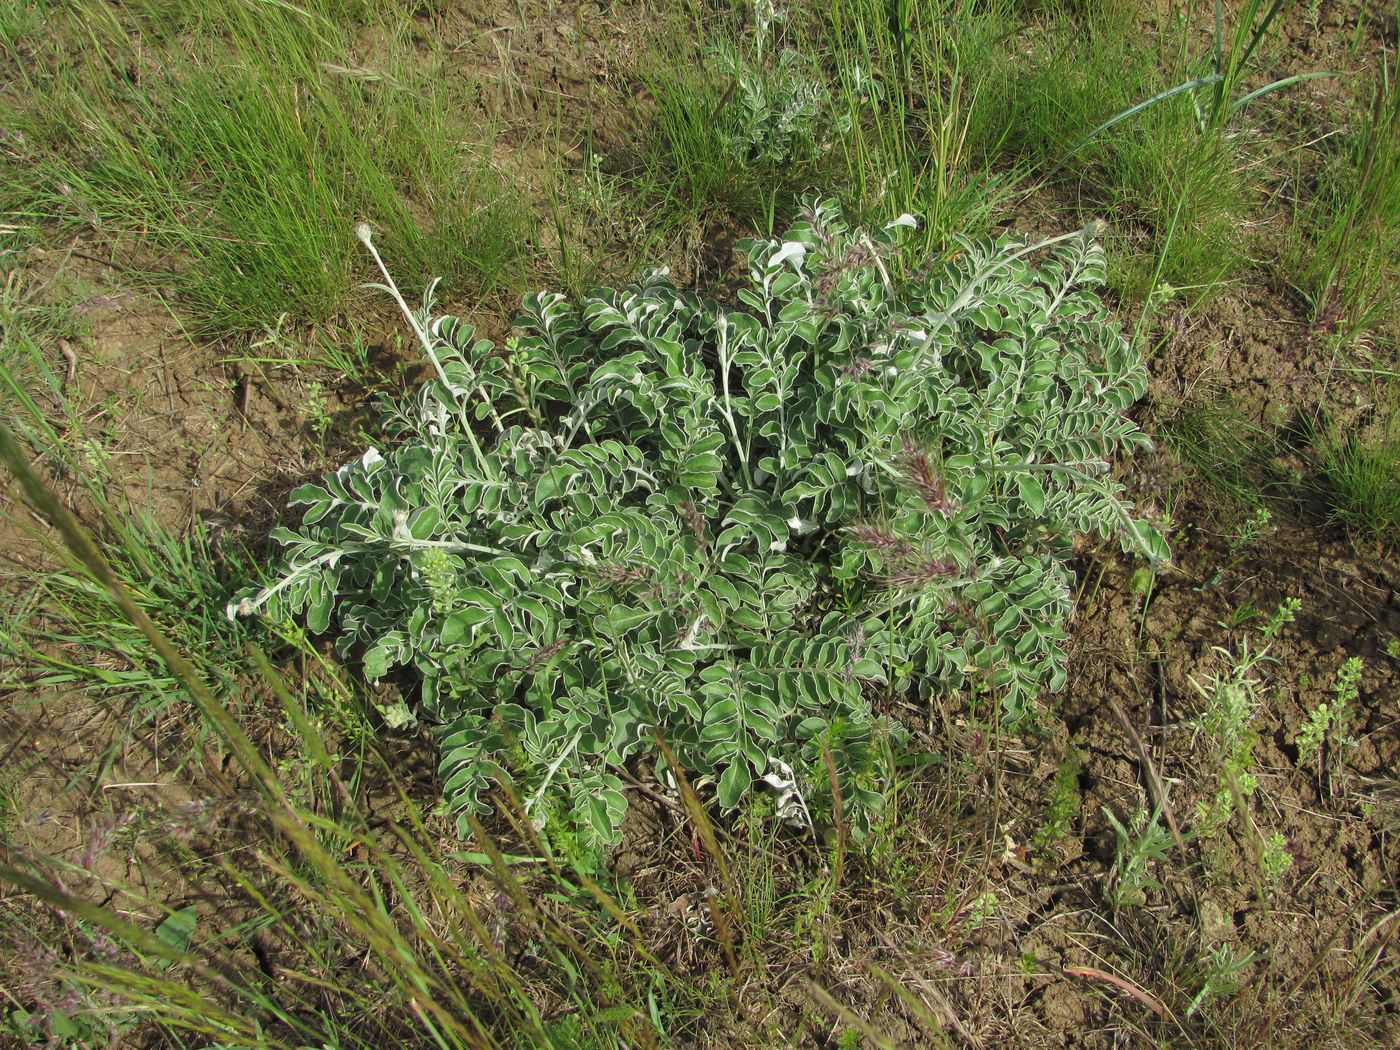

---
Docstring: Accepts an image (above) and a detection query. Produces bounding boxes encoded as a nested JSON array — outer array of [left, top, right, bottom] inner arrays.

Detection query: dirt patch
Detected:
[[7, 256, 326, 534]]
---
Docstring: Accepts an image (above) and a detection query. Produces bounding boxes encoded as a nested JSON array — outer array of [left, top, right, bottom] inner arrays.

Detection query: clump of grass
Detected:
[[974, 1, 1287, 302], [0, 257, 82, 411], [0, 0, 533, 334], [1310, 401, 1400, 546], [1286, 32, 1400, 342], [1161, 390, 1283, 516], [816, 0, 1017, 251], [0, 512, 260, 731]]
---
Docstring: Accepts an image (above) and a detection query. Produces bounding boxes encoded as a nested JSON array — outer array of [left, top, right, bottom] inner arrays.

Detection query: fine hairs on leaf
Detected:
[[231, 196, 1164, 849]]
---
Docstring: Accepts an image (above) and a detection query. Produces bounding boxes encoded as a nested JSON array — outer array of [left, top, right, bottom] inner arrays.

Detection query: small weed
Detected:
[[1261, 829, 1294, 885], [1103, 804, 1172, 909], [1192, 599, 1301, 883], [1297, 656, 1362, 776], [1194, 603, 1294, 828], [1296, 705, 1332, 766], [711, 2, 827, 173], [1187, 943, 1257, 1018], [1230, 507, 1275, 552], [1032, 749, 1083, 860], [303, 380, 333, 443], [964, 889, 998, 930]]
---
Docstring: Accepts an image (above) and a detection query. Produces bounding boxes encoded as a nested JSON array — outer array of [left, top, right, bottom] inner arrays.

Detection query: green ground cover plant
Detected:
[[232, 198, 1165, 851]]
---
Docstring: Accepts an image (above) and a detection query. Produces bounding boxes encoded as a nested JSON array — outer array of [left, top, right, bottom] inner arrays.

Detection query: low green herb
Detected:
[[1192, 599, 1300, 884], [1033, 748, 1083, 858], [1261, 829, 1293, 885], [1103, 804, 1172, 909], [1298, 656, 1362, 774], [1187, 943, 1257, 1018], [232, 197, 1163, 847]]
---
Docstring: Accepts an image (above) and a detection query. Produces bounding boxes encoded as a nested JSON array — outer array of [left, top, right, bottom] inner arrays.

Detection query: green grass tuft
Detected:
[[0, 0, 534, 334], [976, 3, 1256, 301], [1161, 391, 1282, 515], [1286, 38, 1400, 342], [1310, 400, 1400, 545]]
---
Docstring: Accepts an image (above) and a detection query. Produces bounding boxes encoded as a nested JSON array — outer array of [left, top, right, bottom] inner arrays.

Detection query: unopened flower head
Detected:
[[850, 523, 915, 558], [884, 557, 959, 589], [898, 440, 958, 515]]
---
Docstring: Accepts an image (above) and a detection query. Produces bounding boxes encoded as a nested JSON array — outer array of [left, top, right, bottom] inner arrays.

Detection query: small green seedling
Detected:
[[1297, 656, 1362, 776], [1103, 804, 1172, 909], [1032, 749, 1083, 859], [1187, 943, 1257, 1018]]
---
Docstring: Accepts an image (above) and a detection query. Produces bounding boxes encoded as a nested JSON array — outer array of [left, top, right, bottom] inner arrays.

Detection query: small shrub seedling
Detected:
[[231, 198, 1164, 849], [710, 0, 827, 174]]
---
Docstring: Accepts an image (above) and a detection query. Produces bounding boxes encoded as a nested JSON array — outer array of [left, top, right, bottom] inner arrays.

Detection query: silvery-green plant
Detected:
[[1187, 943, 1257, 1018], [1103, 804, 1172, 909], [710, 1, 827, 169], [230, 197, 1164, 852]]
